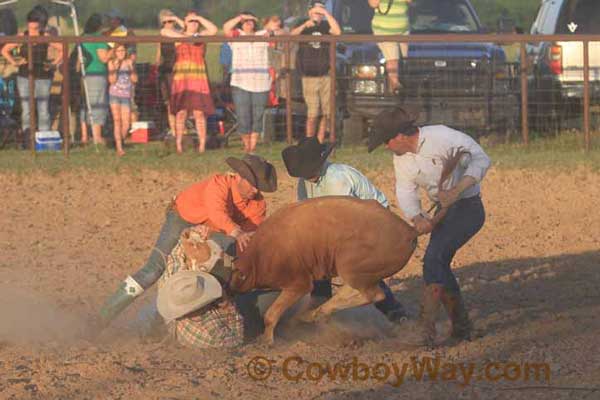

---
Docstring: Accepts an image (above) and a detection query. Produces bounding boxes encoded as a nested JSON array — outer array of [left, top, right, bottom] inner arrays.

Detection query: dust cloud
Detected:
[[0, 285, 89, 344]]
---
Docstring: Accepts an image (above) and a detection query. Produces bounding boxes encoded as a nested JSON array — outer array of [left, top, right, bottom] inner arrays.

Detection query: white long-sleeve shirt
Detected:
[[393, 125, 491, 220]]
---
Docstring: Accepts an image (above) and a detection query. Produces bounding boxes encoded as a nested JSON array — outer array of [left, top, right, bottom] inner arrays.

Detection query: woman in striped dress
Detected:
[[368, 0, 411, 93], [161, 11, 217, 154]]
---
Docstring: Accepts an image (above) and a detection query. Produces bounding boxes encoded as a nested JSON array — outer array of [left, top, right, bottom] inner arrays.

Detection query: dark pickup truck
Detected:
[[329, 0, 518, 142]]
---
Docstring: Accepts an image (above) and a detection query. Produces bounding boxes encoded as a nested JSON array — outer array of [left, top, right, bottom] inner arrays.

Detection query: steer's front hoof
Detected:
[[295, 309, 318, 323], [257, 332, 275, 347]]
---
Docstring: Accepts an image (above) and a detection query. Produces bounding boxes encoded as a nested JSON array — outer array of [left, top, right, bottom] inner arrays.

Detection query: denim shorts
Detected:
[[231, 86, 268, 135], [79, 75, 108, 125], [109, 95, 131, 107]]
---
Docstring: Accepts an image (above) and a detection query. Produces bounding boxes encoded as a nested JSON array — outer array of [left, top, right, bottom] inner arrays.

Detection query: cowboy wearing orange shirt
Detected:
[[99, 155, 277, 326]]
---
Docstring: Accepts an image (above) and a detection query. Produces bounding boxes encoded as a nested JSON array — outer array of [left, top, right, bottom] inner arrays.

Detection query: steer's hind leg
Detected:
[[261, 288, 307, 345], [298, 283, 385, 323]]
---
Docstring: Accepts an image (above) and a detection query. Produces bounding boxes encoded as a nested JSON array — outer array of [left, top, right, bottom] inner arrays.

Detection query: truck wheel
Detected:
[[342, 115, 366, 146]]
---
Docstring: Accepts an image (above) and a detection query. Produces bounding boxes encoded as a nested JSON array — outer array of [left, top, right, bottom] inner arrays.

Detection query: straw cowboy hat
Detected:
[[226, 154, 278, 192], [157, 271, 223, 323]]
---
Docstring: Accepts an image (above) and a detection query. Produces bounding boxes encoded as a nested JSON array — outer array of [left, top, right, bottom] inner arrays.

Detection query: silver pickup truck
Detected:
[[527, 0, 600, 132]]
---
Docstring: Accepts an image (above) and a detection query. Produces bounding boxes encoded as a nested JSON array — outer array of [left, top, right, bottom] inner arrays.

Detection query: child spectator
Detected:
[[108, 44, 137, 156], [263, 15, 285, 108]]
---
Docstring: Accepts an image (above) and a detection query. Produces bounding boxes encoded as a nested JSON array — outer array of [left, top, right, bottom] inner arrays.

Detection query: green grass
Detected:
[[1, 133, 599, 175]]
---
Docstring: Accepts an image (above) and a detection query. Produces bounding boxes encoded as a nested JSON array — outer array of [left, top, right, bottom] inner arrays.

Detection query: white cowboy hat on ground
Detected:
[[157, 271, 223, 323]]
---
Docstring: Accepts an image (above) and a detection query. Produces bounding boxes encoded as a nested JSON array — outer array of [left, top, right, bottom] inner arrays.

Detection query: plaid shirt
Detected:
[[169, 301, 244, 349], [160, 226, 245, 349]]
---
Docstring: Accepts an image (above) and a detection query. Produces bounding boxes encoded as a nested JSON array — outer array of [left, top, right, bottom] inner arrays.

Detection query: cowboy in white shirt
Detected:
[[368, 105, 491, 347]]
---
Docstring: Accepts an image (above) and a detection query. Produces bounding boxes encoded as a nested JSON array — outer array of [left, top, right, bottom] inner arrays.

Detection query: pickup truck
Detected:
[[327, 0, 518, 143], [527, 0, 600, 133]]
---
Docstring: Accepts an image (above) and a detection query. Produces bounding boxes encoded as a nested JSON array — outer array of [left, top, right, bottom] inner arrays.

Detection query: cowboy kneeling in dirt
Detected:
[[98, 155, 278, 328]]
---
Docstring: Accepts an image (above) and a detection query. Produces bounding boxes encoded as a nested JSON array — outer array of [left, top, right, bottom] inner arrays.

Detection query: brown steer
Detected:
[[229, 196, 417, 344]]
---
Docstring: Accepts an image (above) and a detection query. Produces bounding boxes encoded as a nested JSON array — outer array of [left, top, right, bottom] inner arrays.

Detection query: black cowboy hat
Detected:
[[281, 137, 335, 179], [226, 155, 277, 192], [368, 105, 420, 153]]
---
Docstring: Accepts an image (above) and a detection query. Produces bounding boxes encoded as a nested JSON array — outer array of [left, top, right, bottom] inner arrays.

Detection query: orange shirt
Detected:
[[175, 174, 266, 235]]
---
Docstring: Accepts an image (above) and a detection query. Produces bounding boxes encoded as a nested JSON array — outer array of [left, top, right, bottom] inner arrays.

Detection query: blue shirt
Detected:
[[297, 162, 389, 207], [219, 43, 232, 73]]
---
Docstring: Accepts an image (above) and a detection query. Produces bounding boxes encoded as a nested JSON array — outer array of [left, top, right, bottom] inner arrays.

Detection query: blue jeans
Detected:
[[232, 87, 268, 134], [80, 75, 108, 126], [16, 76, 51, 131], [132, 209, 194, 289], [423, 195, 485, 293]]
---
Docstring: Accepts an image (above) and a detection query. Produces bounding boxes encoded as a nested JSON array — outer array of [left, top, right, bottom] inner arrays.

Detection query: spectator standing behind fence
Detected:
[[108, 44, 138, 156], [1, 8, 62, 148], [368, 0, 411, 94], [223, 13, 271, 154], [156, 10, 183, 137], [291, 0, 341, 144], [104, 9, 138, 127], [79, 14, 113, 145], [161, 11, 217, 154], [263, 15, 286, 108]]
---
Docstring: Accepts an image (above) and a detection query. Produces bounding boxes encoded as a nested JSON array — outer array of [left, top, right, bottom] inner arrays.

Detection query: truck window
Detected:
[[338, 0, 374, 34], [410, 0, 479, 33], [556, 0, 600, 34], [336, 0, 479, 34]]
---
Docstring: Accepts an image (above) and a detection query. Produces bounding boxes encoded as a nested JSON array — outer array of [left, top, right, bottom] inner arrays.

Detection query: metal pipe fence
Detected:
[[0, 33, 598, 155]]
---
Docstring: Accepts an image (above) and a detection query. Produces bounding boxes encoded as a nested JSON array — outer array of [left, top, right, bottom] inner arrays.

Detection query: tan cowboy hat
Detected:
[[157, 271, 223, 323]]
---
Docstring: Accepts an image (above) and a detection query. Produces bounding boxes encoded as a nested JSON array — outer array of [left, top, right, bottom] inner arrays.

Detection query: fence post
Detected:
[[329, 37, 336, 144], [519, 41, 529, 146], [27, 40, 36, 154], [284, 41, 293, 144], [61, 40, 70, 157], [583, 40, 590, 152]]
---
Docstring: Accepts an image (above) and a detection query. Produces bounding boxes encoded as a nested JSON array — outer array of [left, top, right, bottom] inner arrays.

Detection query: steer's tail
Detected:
[[429, 147, 471, 227]]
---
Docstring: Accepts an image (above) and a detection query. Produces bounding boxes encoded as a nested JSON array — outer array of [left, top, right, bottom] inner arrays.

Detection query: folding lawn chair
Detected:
[[0, 74, 19, 149], [210, 73, 239, 148]]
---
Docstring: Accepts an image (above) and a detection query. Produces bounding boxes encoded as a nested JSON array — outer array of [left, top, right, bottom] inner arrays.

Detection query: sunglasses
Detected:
[[162, 20, 175, 24]]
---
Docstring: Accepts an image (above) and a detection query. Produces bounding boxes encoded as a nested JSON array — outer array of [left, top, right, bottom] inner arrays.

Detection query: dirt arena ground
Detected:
[[1, 164, 599, 399]]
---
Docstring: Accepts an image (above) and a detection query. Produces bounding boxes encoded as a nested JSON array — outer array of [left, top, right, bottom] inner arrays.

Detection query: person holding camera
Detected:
[[291, 0, 341, 144]]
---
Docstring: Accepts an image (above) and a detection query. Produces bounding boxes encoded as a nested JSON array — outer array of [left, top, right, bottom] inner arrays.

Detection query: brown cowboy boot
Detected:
[[441, 288, 472, 343], [398, 284, 443, 348], [421, 283, 444, 347]]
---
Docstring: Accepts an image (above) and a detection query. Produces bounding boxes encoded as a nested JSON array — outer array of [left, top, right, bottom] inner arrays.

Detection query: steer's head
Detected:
[[228, 258, 254, 294]]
